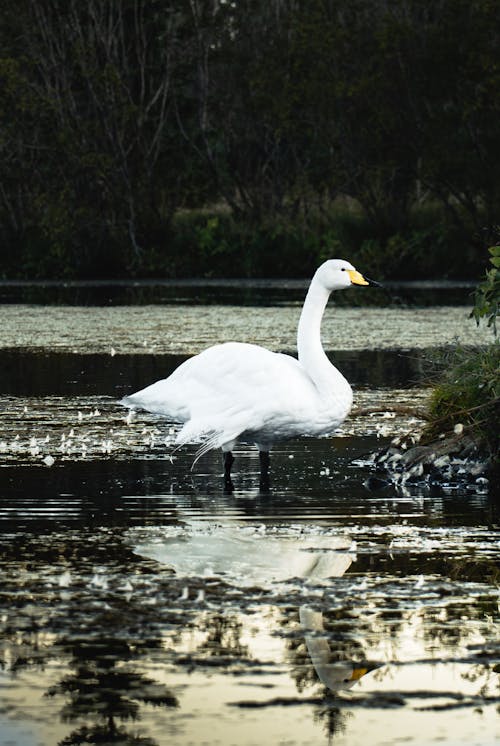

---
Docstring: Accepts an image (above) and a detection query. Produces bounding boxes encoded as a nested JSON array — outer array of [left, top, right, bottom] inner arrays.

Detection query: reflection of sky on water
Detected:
[[0, 506, 498, 746]]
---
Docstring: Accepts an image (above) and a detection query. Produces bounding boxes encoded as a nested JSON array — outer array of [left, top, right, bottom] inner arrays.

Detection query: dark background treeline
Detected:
[[1, 0, 499, 280]]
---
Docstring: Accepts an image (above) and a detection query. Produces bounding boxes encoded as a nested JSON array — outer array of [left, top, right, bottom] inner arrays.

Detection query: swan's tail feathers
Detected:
[[191, 434, 225, 470], [120, 395, 136, 408], [192, 430, 242, 470], [168, 432, 216, 468], [174, 420, 242, 471]]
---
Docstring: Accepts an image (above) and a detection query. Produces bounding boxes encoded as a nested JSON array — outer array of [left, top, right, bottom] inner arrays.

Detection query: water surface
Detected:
[[0, 304, 489, 355], [0, 291, 498, 746], [0, 278, 477, 306], [0, 448, 498, 746]]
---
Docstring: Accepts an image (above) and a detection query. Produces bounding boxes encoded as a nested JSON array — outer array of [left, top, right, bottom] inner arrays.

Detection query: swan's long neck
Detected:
[[297, 278, 352, 404]]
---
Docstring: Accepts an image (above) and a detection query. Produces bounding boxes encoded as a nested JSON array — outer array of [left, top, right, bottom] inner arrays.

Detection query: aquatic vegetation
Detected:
[[0, 305, 493, 355]]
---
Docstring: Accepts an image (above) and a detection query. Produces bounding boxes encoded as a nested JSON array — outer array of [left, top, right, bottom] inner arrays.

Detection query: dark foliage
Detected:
[[1, 0, 499, 278], [426, 248, 500, 460]]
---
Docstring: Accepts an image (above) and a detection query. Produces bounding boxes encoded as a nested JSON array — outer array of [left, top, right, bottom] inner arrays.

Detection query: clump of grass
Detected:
[[423, 246, 500, 461], [424, 344, 499, 459]]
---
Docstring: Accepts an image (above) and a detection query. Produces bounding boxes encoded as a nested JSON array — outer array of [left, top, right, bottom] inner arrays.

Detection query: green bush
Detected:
[[0, 198, 490, 281], [167, 211, 328, 279], [425, 248, 500, 460], [426, 344, 499, 459], [471, 246, 500, 335], [159, 202, 484, 281]]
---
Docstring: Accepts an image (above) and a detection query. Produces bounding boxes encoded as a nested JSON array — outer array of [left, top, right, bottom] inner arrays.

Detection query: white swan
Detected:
[[121, 259, 378, 484]]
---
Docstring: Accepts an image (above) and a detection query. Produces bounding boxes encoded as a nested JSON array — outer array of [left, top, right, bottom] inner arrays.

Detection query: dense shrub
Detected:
[[426, 345, 499, 459], [471, 246, 500, 334], [425, 248, 500, 460], [117, 203, 484, 281]]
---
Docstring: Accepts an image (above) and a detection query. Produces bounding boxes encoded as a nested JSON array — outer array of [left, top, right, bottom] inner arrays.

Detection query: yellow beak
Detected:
[[350, 667, 368, 681], [351, 662, 381, 681], [347, 269, 369, 286]]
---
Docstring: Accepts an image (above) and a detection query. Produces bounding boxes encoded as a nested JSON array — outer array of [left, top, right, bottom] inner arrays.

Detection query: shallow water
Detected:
[[0, 294, 498, 746]]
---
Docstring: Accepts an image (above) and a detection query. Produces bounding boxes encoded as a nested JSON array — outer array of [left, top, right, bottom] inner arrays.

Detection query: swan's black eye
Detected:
[[341, 268, 346, 271]]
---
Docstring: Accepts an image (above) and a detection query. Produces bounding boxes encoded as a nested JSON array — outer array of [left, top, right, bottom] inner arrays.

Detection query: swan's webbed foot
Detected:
[[223, 451, 234, 489], [259, 450, 270, 490]]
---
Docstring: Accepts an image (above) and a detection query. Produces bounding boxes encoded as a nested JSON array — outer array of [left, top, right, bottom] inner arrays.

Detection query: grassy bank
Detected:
[[423, 248, 500, 464]]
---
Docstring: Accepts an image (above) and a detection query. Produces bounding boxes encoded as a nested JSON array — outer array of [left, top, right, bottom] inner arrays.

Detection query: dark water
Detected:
[[0, 347, 429, 396], [0, 293, 498, 746], [0, 278, 476, 306], [0, 437, 495, 530]]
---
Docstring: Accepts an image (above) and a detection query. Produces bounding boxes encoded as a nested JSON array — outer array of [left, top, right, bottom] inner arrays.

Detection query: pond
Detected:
[[0, 285, 498, 746]]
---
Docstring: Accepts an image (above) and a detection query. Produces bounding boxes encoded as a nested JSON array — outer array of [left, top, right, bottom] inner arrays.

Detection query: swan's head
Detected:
[[315, 259, 378, 292]]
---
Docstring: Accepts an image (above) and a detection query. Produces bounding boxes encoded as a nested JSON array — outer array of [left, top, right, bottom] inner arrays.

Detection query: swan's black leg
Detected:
[[223, 451, 234, 488], [259, 450, 270, 489]]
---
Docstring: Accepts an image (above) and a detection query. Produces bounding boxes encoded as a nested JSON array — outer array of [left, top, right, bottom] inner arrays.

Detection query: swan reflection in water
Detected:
[[299, 605, 380, 692], [134, 520, 383, 696]]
